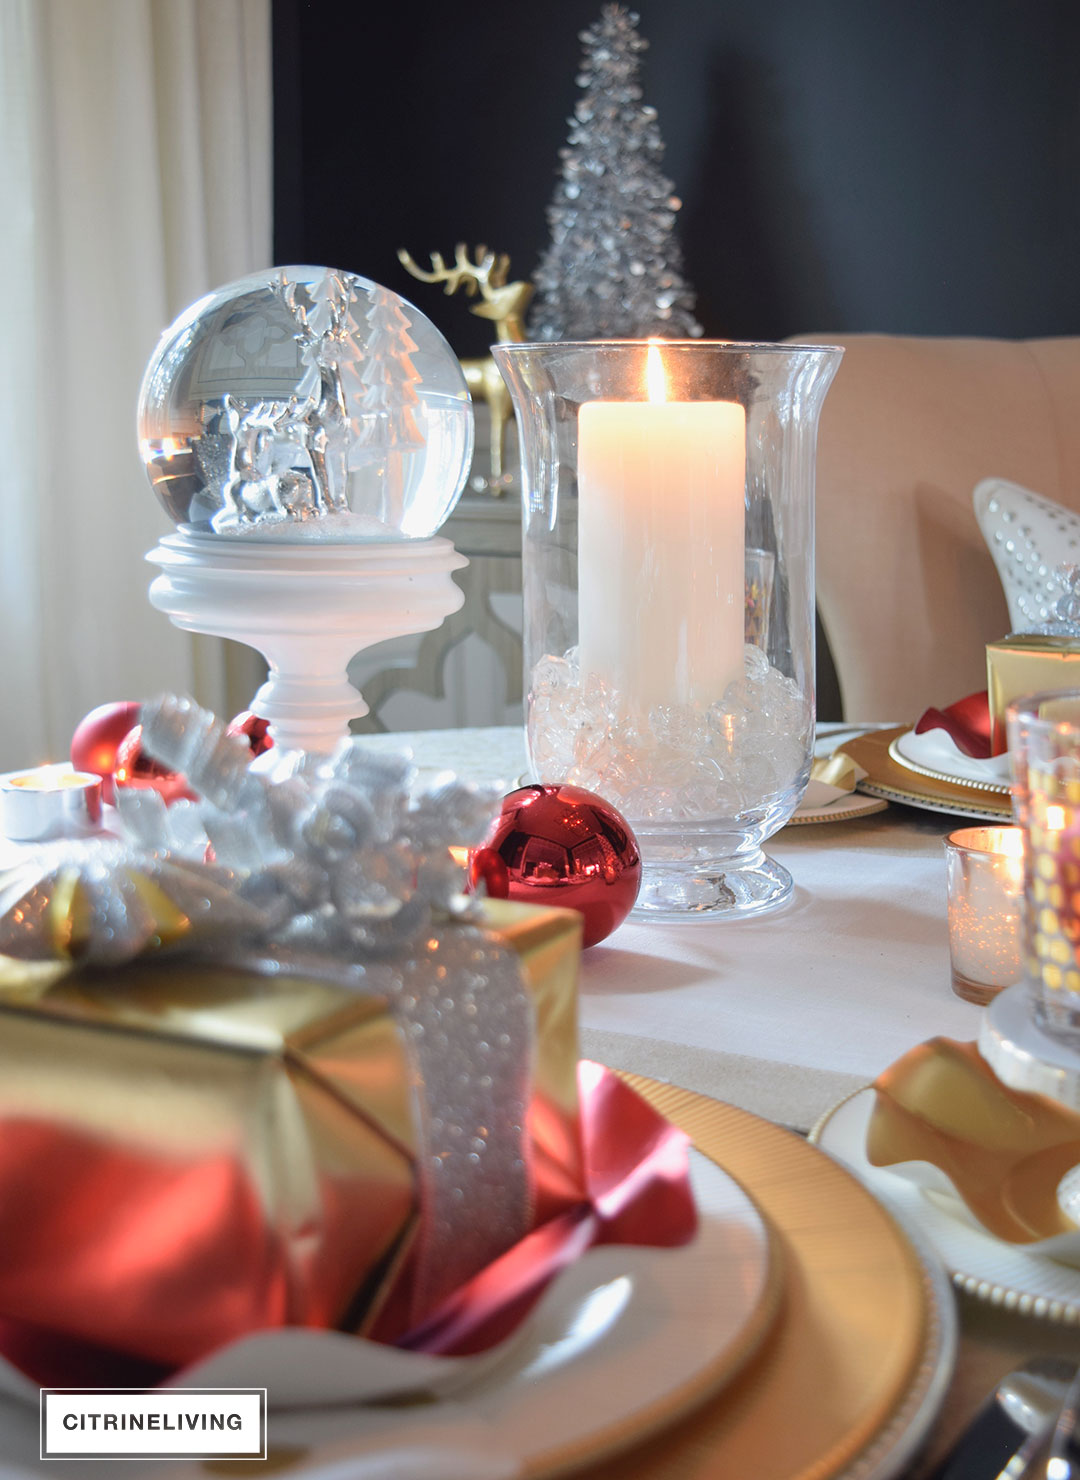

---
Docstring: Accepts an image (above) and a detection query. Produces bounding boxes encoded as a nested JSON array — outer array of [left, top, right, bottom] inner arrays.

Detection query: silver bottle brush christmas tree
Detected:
[[529, 5, 703, 341]]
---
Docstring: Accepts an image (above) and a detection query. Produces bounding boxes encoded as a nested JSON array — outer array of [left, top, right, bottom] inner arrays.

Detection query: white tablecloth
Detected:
[[362, 724, 978, 1131]]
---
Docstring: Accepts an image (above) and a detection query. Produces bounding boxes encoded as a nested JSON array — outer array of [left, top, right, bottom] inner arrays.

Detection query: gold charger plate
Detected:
[[576, 1077, 954, 1480], [202, 1082, 951, 1480], [840, 726, 1012, 822]]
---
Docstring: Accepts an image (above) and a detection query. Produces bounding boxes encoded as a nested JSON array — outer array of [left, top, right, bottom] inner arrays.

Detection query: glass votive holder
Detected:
[[943, 824, 1025, 1005]]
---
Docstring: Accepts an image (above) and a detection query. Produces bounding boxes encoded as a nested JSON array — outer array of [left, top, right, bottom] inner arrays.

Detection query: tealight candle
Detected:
[[943, 824, 1024, 1005], [0, 764, 103, 843]]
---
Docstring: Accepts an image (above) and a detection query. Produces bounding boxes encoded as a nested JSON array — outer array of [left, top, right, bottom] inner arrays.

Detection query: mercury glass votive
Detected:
[[944, 825, 1025, 1005], [493, 340, 842, 919], [1007, 690, 1080, 1040]]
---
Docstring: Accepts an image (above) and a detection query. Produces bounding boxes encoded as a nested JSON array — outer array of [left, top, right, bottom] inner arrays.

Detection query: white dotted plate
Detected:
[[811, 1087, 1080, 1324], [889, 731, 1010, 795]]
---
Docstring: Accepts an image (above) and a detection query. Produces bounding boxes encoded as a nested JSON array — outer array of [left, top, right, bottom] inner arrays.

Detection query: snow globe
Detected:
[[140, 267, 472, 754]]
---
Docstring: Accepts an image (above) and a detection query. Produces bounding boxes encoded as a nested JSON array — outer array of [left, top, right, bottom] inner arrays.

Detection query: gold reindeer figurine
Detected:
[[398, 244, 534, 488]]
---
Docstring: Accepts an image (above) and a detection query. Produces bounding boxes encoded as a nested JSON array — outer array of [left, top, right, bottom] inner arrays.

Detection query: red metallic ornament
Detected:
[[225, 710, 274, 757], [483, 784, 641, 947], [467, 846, 510, 900], [113, 726, 196, 807], [70, 702, 141, 804]]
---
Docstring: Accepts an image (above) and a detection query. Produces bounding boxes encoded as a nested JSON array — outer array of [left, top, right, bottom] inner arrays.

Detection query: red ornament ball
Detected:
[[483, 784, 641, 947], [71, 701, 142, 803], [226, 710, 274, 757], [113, 725, 196, 806]]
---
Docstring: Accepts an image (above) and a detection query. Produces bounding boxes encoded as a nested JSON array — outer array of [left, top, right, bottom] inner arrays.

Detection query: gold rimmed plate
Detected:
[[786, 792, 890, 826], [840, 726, 1012, 821], [206, 1083, 954, 1480], [253, 1082, 955, 1480], [577, 1078, 956, 1480], [0, 1147, 779, 1476]]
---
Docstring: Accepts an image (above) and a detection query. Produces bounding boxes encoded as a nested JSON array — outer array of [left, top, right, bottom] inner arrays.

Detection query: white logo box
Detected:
[[40, 1388, 266, 1461]]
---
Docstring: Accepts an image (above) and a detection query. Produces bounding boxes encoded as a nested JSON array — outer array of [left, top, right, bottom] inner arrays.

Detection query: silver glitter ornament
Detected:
[[529, 5, 703, 341]]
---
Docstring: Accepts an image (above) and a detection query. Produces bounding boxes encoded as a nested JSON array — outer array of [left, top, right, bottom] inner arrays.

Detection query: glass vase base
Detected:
[[979, 982, 1080, 1110], [633, 852, 793, 921]]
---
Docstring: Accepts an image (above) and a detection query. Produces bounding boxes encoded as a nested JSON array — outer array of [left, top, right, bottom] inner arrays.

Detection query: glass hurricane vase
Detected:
[[493, 340, 843, 919], [1007, 691, 1080, 1040]]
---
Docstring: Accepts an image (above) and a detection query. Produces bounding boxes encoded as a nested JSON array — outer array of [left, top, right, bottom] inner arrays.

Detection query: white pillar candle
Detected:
[[576, 343, 747, 711]]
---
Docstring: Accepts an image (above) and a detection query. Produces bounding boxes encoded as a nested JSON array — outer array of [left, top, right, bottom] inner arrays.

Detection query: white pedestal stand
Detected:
[[146, 529, 467, 754], [979, 982, 1080, 1110]]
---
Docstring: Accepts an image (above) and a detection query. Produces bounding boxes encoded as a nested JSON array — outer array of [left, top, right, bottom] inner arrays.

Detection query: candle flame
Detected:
[[1047, 804, 1067, 831], [140, 437, 184, 462], [646, 340, 667, 403], [996, 828, 1025, 858], [1003, 855, 1025, 890]]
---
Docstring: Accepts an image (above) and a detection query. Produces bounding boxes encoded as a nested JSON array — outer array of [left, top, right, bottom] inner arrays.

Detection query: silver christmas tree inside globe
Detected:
[[137, 267, 473, 540]]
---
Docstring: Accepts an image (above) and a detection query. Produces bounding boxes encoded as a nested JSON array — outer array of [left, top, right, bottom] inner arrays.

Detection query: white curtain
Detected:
[[0, 0, 271, 771]]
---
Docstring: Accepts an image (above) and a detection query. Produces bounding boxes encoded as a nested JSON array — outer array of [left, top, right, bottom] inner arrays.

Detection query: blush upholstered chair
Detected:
[[806, 334, 1080, 721]]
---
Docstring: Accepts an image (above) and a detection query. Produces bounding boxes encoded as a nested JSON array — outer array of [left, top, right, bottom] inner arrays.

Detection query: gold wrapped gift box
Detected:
[[987, 633, 1080, 753], [0, 898, 583, 1369]]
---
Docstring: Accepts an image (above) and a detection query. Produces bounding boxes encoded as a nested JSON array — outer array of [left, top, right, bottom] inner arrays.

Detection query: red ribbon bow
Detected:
[[914, 690, 992, 759]]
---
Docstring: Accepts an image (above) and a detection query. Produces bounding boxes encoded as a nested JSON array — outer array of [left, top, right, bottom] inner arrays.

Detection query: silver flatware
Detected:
[[929, 1358, 1074, 1480], [1047, 1362, 1080, 1479]]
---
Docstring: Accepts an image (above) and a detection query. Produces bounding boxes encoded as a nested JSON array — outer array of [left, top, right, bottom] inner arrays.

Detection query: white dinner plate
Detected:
[[0, 1149, 779, 1479], [812, 1087, 1080, 1324], [890, 728, 1010, 795]]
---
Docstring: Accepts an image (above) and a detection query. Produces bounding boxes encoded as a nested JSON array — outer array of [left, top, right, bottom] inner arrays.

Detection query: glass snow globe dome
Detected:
[[137, 266, 473, 540]]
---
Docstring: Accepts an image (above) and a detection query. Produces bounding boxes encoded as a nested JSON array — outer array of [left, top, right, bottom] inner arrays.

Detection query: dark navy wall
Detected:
[[273, 0, 1080, 356]]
